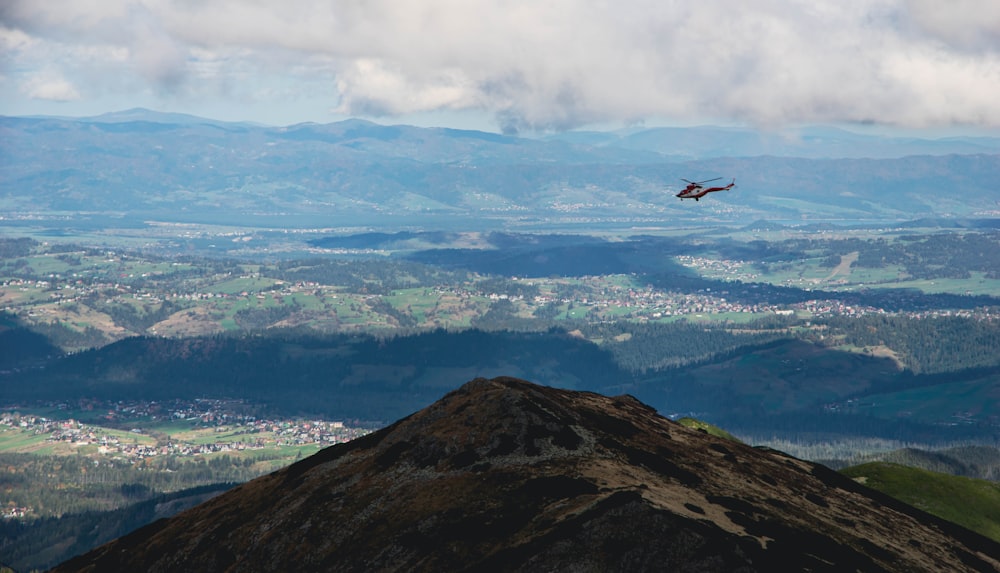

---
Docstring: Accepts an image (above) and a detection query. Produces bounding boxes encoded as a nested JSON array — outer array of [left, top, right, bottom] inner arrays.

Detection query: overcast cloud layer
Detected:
[[2, 0, 999, 131]]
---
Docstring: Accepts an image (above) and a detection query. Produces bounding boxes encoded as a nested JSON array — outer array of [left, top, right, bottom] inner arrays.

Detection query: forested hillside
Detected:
[[0, 483, 233, 572], [818, 315, 1000, 373], [4, 319, 998, 443]]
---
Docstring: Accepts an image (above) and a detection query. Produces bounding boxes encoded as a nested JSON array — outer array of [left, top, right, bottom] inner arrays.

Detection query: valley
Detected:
[[3, 227, 998, 352], [0, 397, 370, 517], [2, 112, 999, 571]]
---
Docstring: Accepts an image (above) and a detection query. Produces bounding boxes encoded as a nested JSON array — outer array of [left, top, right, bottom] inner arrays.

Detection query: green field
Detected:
[[0, 427, 51, 451]]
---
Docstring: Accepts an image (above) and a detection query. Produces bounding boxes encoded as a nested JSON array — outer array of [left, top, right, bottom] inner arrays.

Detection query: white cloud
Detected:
[[22, 75, 80, 101], [2, 0, 999, 130], [334, 59, 477, 116], [902, 0, 1000, 53], [0, 24, 35, 53]]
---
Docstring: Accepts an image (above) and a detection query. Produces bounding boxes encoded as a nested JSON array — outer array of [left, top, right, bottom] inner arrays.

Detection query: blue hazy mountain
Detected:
[[2, 111, 998, 228], [545, 125, 1000, 159]]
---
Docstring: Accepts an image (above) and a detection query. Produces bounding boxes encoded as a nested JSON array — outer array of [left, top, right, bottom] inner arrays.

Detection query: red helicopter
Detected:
[[675, 177, 736, 201]]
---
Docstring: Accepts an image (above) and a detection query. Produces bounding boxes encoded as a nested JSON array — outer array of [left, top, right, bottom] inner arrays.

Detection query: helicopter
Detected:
[[675, 177, 736, 201]]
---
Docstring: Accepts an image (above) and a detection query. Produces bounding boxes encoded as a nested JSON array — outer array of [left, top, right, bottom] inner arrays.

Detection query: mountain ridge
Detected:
[[16, 108, 1000, 157], [53, 377, 1000, 572], [3, 112, 999, 227]]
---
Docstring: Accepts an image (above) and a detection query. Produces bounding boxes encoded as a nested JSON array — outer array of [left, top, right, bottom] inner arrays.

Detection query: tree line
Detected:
[[818, 314, 1000, 374]]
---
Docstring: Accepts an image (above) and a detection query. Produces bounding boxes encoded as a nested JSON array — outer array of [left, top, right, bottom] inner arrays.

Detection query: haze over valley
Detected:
[[4, 110, 1000, 238], [1, 102, 1000, 569]]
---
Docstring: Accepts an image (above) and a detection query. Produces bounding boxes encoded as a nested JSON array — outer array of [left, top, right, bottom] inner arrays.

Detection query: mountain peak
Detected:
[[54, 377, 1000, 572], [78, 107, 263, 127]]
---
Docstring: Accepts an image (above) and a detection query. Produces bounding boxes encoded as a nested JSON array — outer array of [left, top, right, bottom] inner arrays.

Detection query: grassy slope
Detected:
[[676, 417, 742, 443], [840, 461, 1000, 543]]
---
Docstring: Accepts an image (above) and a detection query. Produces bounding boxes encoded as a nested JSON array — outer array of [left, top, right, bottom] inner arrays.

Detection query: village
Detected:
[[4, 246, 998, 343], [0, 397, 374, 463]]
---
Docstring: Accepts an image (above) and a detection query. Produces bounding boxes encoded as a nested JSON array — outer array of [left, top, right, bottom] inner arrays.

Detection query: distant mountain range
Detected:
[[52, 378, 1000, 572], [43, 108, 1000, 158], [545, 124, 1000, 159], [2, 109, 999, 228]]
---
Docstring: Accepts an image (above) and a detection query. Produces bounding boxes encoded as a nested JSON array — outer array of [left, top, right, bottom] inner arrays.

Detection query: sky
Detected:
[[2, 0, 999, 135]]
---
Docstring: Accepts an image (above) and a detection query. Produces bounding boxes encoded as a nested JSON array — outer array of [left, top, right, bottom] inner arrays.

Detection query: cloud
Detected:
[[128, 6, 188, 92], [2, 0, 999, 130], [22, 74, 80, 101], [902, 0, 1000, 53]]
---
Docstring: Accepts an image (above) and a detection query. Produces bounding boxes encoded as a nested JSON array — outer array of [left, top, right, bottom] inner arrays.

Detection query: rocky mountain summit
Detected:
[[54, 377, 1000, 572]]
